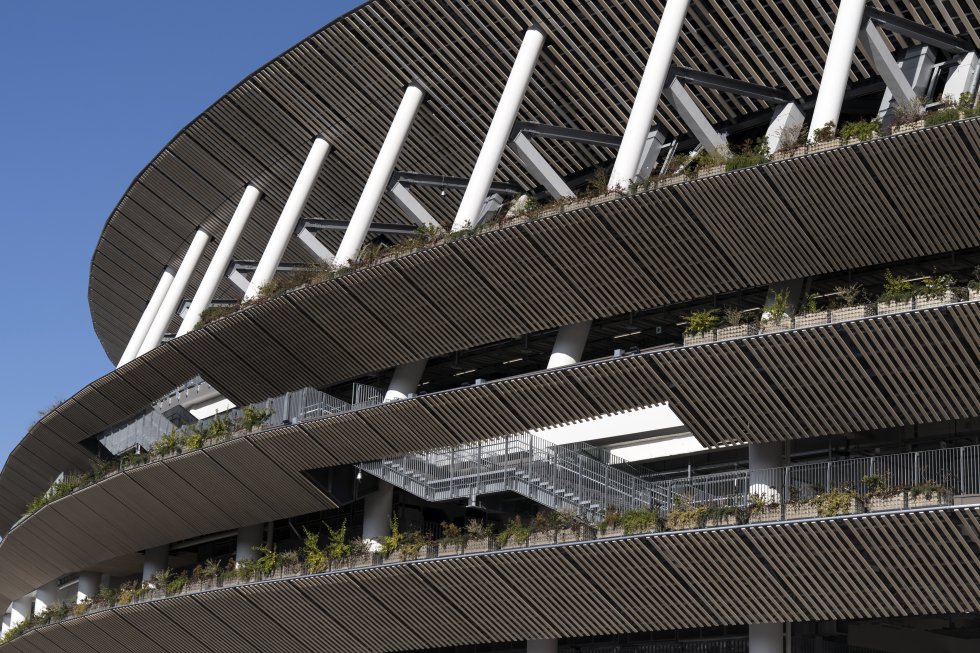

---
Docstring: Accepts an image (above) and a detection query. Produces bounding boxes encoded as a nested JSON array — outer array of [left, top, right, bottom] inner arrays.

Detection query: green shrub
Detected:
[[598, 507, 622, 534], [910, 481, 947, 501], [325, 519, 352, 561], [666, 496, 710, 530], [970, 266, 980, 292], [812, 486, 858, 516], [398, 530, 428, 560], [380, 515, 401, 557], [918, 271, 956, 299], [878, 270, 915, 303], [839, 117, 881, 143], [302, 527, 328, 572], [241, 405, 272, 431], [811, 121, 836, 142], [721, 305, 747, 328], [253, 545, 281, 575], [726, 137, 768, 170], [683, 308, 720, 335], [440, 521, 465, 551], [495, 515, 531, 548], [832, 283, 864, 308], [620, 507, 660, 534], [891, 97, 924, 128], [195, 304, 238, 329], [925, 108, 960, 127]]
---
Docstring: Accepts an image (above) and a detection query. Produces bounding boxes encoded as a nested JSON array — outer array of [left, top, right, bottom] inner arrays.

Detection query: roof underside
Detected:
[[89, 0, 980, 362]]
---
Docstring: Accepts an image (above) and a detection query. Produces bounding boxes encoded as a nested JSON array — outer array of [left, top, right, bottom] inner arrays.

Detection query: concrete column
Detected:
[[766, 103, 805, 155], [877, 46, 935, 125], [749, 442, 783, 502], [749, 623, 784, 653], [34, 581, 58, 615], [142, 544, 169, 583], [527, 640, 558, 653], [236, 523, 265, 565], [245, 137, 331, 299], [1, 611, 9, 636], [608, 0, 691, 190], [117, 266, 175, 367], [177, 185, 262, 336], [384, 360, 427, 402], [943, 51, 980, 99], [452, 27, 546, 231], [137, 228, 211, 356], [76, 572, 100, 603], [363, 482, 394, 540], [9, 597, 31, 629], [546, 321, 591, 369], [334, 85, 426, 265], [808, 0, 867, 141]]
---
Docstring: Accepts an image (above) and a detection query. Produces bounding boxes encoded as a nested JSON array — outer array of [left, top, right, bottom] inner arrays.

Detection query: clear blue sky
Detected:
[[0, 1, 362, 462]]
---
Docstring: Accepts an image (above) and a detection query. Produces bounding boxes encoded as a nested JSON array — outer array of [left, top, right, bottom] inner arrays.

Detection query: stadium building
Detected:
[[2, 1, 980, 651]]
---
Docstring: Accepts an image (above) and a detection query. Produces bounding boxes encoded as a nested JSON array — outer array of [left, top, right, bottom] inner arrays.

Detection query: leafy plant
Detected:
[[325, 519, 352, 561], [918, 271, 956, 299], [683, 308, 720, 335], [763, 288, 792, 323], [925, 108, 960, 127], [891, 97, 924, 128], [302, 526, 328, 572], [464, 518, 493, 544], [620, 507, 661, 535], [878, 270, 915, 303], [726, 137, 768, 170], [598, 507, 622, 534], [910, 481, 947, 501], [166, 571, 189, 595], [380, 515, 402, 557], [666, 496, 709, 530], [495, 515, 531, 547], [235, 558, 259, 582], [195, 304, 238, 329], [839, 117, 880, 143], [832, 283, 864, 308], [801, 293, 820, 314], [116, 580, 142, 605], [252, 545, 281, 575], [970, 266, 980, 292], [241, 405, 272, 431], [585, 168, 610, 196], [721, 305, 746, 328], [398, 530, 429, 560], [440, 521, 465, 551], [811, 486, 858, 516], [810, 121, 836, 143]]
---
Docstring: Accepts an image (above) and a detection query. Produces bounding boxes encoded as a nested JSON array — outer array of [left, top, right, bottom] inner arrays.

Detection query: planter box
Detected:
[[759, 317, 793, 334], [793, 311, 830, 329], [697, 164, 726, 179], [866, 494, 905, 512], [598, 526, 624, 539], [658, 174, 686, 187], [893, 120, 924, 134], [529, 532, 556, 547], [350, 554, 374, 568], [877, 299, 915, 315], [683, 331, 716, 346], [464, 538, 492, 555], [908, 493, 947, 509], [499, 538, 528, 550], [438, 543, 465, 557], [783, 503, 819, 520], [771, 146, 806, 161], [666, 514, 703, 531], [706, 512, 740, 527], [830, 305, 875, 323], [748, 505, 782, 524], [808, 138, 841, 153], [915, 290, 959, 310], [716, 324, 758, 341], [557, 527, 593, 543]]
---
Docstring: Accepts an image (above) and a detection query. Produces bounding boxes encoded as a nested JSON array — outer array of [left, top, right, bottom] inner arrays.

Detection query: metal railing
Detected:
[[362, 437, 980, 520]]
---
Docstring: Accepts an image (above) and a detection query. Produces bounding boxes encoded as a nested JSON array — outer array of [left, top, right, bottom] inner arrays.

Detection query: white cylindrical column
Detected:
[[245, 137, 331, 300], [9, 597, 30, 629], [117, 266, 175, 367], [452, 28, 545, 232], [384, 360, 427, 403], [177, 185, 262, 336], [142, 545, 169, 583], [334, 85, 426, 265], [527, 640, 557, 653], [608, 0, 691, 190], [547, 321, 591, 369], [808, 0, 867, 141], [34, 581, 58, 616], [137, 228, 211, 356], [76, 572, 100, 603], [363, 482, 394, 540], [236, 523, 265, 566], [749, 442, 783, 502], [749, 623, 784, 653]]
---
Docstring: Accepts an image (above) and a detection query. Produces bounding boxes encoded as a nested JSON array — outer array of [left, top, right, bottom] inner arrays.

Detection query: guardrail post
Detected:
[[914, 452, 920, 486], [959, 447, 965, 495]]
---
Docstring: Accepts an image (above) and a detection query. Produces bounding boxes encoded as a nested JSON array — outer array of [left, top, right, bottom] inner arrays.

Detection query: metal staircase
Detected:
[[358, 433, 669, 518]]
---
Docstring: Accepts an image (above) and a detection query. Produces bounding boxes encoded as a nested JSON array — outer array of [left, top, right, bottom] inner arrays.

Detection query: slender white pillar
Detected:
[[34, 581, 58, 616], [527, 640, 558, 653], [384, 360, 427, 402], [117, 266, 175, 367], [452, 28, 546, 231], [136, 228, 211, 356], [608, 0, 691, 190], [245, 137, 331, 299], [236, 523, 265, 566], [76, 572, 100, 603], [142, 545, 169, 583], [9, 597, 30, 629], [749, 623, 784, 653], [808, 0, 868, 141], [547, 321, 591, 369], [334, 85, 426, 265], [177, 185, 261, 336], [363, 482, 394, 540]]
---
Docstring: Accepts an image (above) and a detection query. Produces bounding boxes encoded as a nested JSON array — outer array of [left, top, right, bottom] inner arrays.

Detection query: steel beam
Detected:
[[866, 7, 973, 54], [669, 66, 794, 103]]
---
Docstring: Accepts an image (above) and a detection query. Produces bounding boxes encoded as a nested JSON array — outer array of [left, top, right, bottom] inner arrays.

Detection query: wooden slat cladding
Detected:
[[1, 304, 977, 604], [90, 0, 980, 361], [8, 508, 980, 652]]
